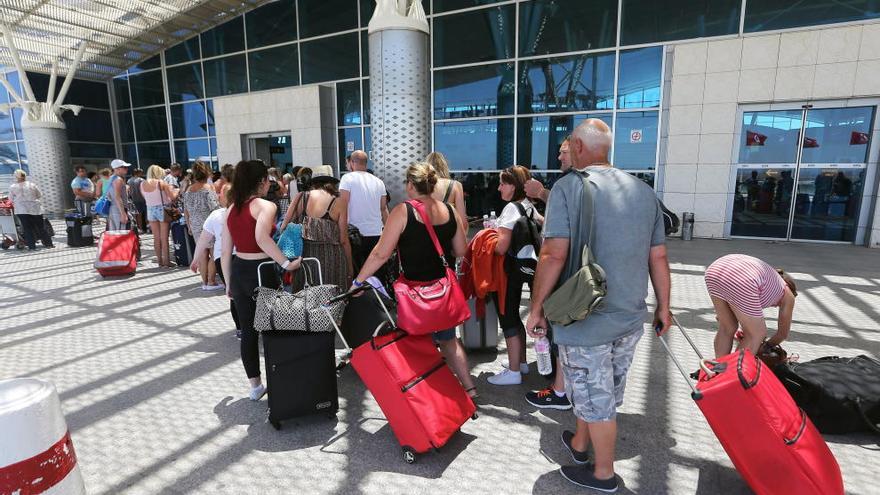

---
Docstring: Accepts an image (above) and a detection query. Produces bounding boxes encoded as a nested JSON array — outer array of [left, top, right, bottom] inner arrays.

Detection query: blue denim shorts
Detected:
[[146, 205, 165, 222]]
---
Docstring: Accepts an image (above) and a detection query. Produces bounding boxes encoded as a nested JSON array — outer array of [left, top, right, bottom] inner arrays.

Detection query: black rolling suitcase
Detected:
[[257, 258, 351, 430], [171, 219, 194, 267], [65, 212, 94, 247], [340, 284, 397, 349]]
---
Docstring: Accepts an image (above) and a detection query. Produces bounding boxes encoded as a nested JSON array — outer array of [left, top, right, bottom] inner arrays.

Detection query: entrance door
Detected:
[[246, 133, 293, 173], [731, 106, 874, 242]]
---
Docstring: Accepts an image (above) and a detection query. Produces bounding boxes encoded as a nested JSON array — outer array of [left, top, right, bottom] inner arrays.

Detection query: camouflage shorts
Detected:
[[559, 331, 643, 423]]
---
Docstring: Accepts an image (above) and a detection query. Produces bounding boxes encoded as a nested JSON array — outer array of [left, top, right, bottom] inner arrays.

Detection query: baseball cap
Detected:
[[110, 158, 132, 169]]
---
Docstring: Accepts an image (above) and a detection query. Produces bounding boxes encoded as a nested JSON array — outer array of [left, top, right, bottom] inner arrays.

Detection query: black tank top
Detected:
[[397, 202, 457, 281]]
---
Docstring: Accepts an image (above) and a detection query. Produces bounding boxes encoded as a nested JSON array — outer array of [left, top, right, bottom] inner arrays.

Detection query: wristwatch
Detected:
[[280, 259, 290, 270]]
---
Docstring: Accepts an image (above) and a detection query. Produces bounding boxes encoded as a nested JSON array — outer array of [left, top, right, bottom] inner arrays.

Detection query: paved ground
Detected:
[[1, 223, 879, 494]]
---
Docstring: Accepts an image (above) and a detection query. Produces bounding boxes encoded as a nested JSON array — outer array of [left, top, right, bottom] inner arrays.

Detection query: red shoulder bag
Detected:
[[393, 200, 471, 334]]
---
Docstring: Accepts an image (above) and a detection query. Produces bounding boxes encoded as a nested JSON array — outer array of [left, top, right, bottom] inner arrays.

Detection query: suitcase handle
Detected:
[[783, 409, 808, 445], [655, 322, 705, 400], [736, 348, 762, 390], [327, 283, 398, 333], [256, 257, 321, 287]]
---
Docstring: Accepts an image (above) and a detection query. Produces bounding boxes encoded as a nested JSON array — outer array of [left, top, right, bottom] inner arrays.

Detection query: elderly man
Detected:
[[339, 150, 389, 271], [526, 119, 671, 492]]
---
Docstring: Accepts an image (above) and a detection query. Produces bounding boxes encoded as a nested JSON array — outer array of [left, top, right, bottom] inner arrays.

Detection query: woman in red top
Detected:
[[221, 160, 300, 401], [704, 254, 798, 358]]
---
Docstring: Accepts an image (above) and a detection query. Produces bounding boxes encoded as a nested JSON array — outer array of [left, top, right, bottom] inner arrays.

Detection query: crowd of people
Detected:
[[0, 117, 803, 492]]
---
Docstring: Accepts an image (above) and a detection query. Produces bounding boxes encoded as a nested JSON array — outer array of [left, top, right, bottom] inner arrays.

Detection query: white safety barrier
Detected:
[[0, 378, 85, 494]]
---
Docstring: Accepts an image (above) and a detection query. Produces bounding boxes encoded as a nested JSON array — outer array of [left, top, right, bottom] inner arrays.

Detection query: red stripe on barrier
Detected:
[[0, 431, 77, 495]]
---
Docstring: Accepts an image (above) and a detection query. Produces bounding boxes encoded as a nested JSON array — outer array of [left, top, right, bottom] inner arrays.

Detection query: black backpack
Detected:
[[659, 200, 680, 235], [774, 355, 880, 435], [508, 202, 542, 282]]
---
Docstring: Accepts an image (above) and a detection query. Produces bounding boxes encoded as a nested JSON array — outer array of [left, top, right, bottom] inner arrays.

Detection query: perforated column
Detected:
[[22, 126, 73, 215], [369, 28, 431, 205]]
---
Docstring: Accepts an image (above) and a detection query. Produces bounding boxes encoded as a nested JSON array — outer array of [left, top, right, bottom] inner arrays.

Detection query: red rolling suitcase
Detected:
[[657, 317, 844, 495], [95, 230, 138, 277], [327, 285, 477, 463]]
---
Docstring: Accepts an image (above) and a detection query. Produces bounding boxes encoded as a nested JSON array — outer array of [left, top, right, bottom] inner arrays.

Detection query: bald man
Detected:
[[525, 119, 671, 492], [339, 150, 389, 272]]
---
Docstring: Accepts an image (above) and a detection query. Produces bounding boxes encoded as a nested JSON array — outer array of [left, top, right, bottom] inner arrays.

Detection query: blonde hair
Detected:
[[13, 169, 26, 181], [99, 168, 111, 178], [425, 151, 450, 179], [147, 164, 165, 180], [406, 162, 438, 195]]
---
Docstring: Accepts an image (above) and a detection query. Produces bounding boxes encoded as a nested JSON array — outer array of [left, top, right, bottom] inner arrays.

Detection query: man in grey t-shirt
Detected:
[[525, 119, 672, 492]]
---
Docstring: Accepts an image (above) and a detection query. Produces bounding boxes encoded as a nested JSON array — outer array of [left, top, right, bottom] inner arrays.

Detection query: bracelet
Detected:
[[352, 279, 364, 288], [280, 259, 290, 270]]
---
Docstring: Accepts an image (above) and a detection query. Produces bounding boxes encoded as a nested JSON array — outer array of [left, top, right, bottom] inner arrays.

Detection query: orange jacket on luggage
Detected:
[[459, 229, 507, 317]]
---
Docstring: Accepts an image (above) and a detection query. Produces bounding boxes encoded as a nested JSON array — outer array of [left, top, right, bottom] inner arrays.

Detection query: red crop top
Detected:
[[226, 198, 275, 253]]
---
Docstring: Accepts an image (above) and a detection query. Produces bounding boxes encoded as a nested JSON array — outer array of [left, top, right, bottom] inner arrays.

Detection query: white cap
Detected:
[[110, 158, 131, 169]]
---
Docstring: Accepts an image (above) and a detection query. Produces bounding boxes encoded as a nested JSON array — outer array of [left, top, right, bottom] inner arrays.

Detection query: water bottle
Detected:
[[482, 214, 490, 229], [489, 210, 497, 228], [535, 335, 552, 376]]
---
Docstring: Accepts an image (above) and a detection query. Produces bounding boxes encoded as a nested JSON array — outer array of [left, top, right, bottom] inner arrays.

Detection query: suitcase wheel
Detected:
[[471, 412, 478, 420], [402, 447, 416, 464], [270, 420, 282, 431]]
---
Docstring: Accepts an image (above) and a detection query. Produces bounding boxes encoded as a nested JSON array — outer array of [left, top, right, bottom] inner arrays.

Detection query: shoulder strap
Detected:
[[299, 192, 309, 221], [512, 201, 539, 248], [442, 181, 453, 203], [325, 197, 337, 218], [407, 200, 449, 268], [159, 182, 166, 204], [580, 173, 597, 264]]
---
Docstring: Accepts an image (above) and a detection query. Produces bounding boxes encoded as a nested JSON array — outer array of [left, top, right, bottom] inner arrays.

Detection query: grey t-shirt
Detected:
[[543, 166, 665, 347]]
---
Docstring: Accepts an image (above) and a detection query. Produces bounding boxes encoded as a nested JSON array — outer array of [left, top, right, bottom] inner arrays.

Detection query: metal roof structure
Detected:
[[0, 0, 276, 80]]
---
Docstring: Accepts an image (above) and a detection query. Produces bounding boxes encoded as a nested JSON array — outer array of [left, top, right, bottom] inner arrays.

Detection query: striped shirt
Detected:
[[704, 254, 785, 318]]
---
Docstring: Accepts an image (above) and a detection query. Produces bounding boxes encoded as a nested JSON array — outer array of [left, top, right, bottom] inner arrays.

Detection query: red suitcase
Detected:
[[658, 317, 844, 495], [328, 285, 477, 464], [95, 230, 138, 277]]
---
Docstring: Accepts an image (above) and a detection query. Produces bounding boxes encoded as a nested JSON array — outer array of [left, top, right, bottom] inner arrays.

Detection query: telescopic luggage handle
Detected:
[[655, 315, 723, 401], [326, 283, 397, 333], [256, 256, 322, 287]]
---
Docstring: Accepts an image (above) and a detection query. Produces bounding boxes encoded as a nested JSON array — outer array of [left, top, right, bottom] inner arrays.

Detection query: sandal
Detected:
[[465, 386, 479, 399]]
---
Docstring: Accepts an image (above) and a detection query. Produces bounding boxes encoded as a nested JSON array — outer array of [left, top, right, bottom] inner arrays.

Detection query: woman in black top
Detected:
[[351, 162, 477, 398]]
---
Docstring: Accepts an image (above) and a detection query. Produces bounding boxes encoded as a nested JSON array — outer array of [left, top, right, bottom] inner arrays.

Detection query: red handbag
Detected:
[[393, 200, 471, 335]]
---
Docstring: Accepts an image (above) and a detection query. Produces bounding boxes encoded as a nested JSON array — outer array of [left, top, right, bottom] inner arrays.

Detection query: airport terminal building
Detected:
[[2, 0, 880, 246]]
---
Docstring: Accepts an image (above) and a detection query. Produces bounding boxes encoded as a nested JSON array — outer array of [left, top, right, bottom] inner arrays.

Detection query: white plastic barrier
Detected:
[[0, 378, 85, 494]]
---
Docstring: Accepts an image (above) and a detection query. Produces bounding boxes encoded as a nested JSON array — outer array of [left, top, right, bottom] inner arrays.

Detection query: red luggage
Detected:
[[658, 317, 844, 495], [95, 230, 138, 277], [328, 285, 476, 463]]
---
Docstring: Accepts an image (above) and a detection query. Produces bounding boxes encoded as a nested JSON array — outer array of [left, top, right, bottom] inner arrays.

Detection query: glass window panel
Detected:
[[433, 118, 514, 171], [165, 37, 201, 65], [133, 107, 169, 141], [209, 138, 218, 167], [201, 17, 245, 57], [300, 33, 360, 84], [617, 46, 662, 109], [249, 45, 300, 91], [299, 0, 358, 38], [122, 144, 137, 168], [745, 0, 880, 33], [337, 80, 361, 125], [64, 109, 113, 142], [204, 55, 248, 97], [207, 100, 216, 136], [362, 79, 370, 124], [16, 141, 27, 171], [24, 72, 49, 101], [64, 79, 110, 109], [731, 166, 794, 238], [433, 0, 500, 14], [739, 110, 803, 164], [137, 142, 172, 167], [800, 107, 875, 164], [361, 31, 369, 77], [174, 139, 211, 167], [247, 0, 297, 48], [516, 114, 613, 170], [432, 5, 516, 67], [12, 108, 23, 134], [0, 142, 18, 165], [117, 111, 135, 142], [518, 52, 615, 114], [519, 0, 617, 57], [128, 70, 165, 107], [113, 77, 130, 109], [339, 127, 363, 165], [166, 62, 204, 102], [69, 143, 115, 158], [621, 0, 741, 45], [130, 55, 161, 72], [790, 166, 865, 241], [613, 111, 659, 170], [170, 102, 209, 139], [0, 113, 14, 141], [434, 62, 514, 119]]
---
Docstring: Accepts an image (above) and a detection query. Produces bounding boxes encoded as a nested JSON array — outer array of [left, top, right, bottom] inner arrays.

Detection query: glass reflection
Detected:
[[118, 111, 135, 142], [745, 0, 880, 33], [516, 114, 612, 170], [174, 139, 211, 167], [800, 107, 874, 164], [791, 166, 865, 242], [113, 77, 130, 109], [617, 47, 662, 108], [621, 0, 741, 45], [128, 70, 165, 108], [137, 142, 172, 167], [432, 5, 516, 67], [165, 37, 201, 66], [739, 110, 803, 164], [299, 0, 358, 38], [133, 107, 169, 141], [201, 17, 245, 58], [337, 81, 361, 126], [434, 63, 514, 119], [166, 63, 204, 102], [613, 111, 658, 170], [204, 55, 248, 97], [0, 114, 14, 141], [249, 45, 299, 91], [246, 0, 296, 48], [338, 127, 363, 165], [300, 33, 359, 84], [518, 52, 615, 114], [731, 166, 793, 238], [433, 118, 514, 171], [519, 0, 617, 57], [170, 102, 209, 139]]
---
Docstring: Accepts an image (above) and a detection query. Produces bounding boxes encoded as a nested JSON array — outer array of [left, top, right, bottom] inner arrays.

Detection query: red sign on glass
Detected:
[[850, 131, 869, 145], [745, 130, 767, 146]]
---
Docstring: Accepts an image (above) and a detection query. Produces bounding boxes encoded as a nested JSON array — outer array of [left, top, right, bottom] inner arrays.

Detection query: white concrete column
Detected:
[[21, 126, 74, 215]]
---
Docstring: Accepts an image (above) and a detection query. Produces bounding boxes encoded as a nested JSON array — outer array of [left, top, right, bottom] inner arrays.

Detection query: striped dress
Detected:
[[704, 254, 786, 318]]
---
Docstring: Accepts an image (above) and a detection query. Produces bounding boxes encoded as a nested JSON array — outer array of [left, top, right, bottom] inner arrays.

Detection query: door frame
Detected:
[[243, 131, 292, 162], [728, 99, 880, 245]]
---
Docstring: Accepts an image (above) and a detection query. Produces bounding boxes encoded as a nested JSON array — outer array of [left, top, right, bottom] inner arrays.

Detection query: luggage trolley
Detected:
[[0, 200, 25, 250]]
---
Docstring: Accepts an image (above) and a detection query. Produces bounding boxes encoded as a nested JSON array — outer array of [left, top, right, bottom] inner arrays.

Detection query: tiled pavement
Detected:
[[1, 223, 878, 494]]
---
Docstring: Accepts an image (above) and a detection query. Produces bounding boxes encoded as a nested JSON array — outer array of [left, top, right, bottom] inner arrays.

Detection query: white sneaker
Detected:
[[501, 361, 530, 374], [487, 369, 523, 386], [249, 384, 267, 401], [203, 284, 225, 291]]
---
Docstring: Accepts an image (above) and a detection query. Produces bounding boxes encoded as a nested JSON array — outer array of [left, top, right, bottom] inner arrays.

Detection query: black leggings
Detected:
[[230, 257, 279, 378], [215, 259, 241, 330], [494, 269, 529, 338], [16, 214, 52, 249]]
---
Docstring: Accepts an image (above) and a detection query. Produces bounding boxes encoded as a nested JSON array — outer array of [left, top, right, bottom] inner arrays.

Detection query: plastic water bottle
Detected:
[[535, 336, 553, 375], [482, 214, 490, 229], [489, 210, 497, 228]]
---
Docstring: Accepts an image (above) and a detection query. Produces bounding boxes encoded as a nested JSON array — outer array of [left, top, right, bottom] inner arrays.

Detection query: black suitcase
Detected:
[[340, 287, 397, 349], [65, 213, 94, 247], [171, 221, 194, 267]]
